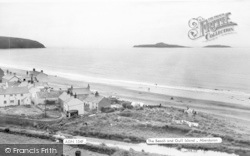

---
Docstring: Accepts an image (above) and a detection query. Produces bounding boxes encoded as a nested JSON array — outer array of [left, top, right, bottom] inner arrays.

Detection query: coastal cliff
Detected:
[[133, 42, 188, 48], [0, 36, 45, 49]]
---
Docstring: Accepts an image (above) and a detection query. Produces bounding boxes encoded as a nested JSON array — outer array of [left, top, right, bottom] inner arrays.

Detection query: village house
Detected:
[[29, 87, 41, 102], [29, 69, 49, 82], [83, 93, 112, 111], [33, 90, 63, 105], [8, 81, 21, 87], [22, 76, 39, 84], [2, 74, 21, 83], [0, 68, 4, 83], [58, 92, 71, 106], [18, 81, 34, 88], [68, 85, 91, 100], [63, 97, 85, 116], [0, 86, 31, 107]]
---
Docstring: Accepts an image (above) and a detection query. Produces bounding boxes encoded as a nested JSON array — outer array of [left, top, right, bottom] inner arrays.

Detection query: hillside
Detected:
[[0, 36, 45, 49]]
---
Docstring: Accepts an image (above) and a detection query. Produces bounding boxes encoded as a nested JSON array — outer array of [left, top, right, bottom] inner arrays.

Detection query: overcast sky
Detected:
[[0, 0, 249, 48]]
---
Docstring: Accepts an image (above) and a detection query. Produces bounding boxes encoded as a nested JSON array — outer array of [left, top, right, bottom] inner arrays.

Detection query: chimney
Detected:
[[14, 73, 16, 76], [33, 68, 36, 72], [95, 91, 99, 97], [74, 93, 77, 98], [41, 70, 43, 73], [87, 84, 90, 90], [31, 74, 34, 84]]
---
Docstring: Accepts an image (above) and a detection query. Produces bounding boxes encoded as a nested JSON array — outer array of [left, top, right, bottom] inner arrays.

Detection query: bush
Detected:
[[119, 111, 132, 117], [100, 107, 115, 113], [4, 128, 10, 133], [123, 138, 131, 142], [177, 145, 182, 150], [122, 102, 133, 109], [112, 151, 132, 156]]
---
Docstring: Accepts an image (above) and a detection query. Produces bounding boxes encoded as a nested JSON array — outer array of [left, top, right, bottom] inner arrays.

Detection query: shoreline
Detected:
[[1, 63, 250, 95], [1, 64, 250, 104], [1, 65, 250, 123]]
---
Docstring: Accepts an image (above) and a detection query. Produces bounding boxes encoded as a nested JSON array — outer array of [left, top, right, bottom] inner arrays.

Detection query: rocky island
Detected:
[[204, 45, 231, 48], [0, 36, 45, 49], [134, 42, 188, 48]]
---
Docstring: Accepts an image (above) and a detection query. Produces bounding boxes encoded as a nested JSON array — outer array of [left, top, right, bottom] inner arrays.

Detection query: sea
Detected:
[[0, 47, 250, 94]]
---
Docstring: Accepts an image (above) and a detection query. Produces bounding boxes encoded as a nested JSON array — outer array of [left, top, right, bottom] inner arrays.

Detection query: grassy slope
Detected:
[[50, 107, 250, 156]]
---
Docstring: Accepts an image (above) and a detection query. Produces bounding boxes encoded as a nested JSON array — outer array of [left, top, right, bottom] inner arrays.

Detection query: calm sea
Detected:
[[0, 47, 250, 93]]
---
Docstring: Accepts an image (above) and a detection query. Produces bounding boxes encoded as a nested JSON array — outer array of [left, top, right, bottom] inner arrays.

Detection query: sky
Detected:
[[0, 0, 249, 48]]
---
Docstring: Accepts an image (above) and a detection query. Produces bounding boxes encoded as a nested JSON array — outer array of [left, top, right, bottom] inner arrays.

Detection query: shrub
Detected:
[[4, 128, 10, 133], [177, 145, 182, 150], [119, 111, 132, 117], [100, 107, 115, 113], [123, 138, 131, 142], [112, 151, 132, 156], [122, 102, 133, 109]]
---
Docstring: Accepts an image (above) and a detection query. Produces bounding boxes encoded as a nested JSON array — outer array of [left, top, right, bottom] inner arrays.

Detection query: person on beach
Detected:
[[148, 88, 150, 92]]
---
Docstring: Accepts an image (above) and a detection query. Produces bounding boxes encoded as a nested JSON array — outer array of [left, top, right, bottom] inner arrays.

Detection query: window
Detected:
[[4, 101, 7, 104], [10, 94, 13, 97], [21, 94, 23, 96], [10, 100, 14, 103]]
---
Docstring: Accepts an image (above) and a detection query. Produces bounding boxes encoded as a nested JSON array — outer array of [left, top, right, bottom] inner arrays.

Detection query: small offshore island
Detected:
[[204, 45, 231, 48], [134, 42, 188, 48], [0, 36, 45, 49]]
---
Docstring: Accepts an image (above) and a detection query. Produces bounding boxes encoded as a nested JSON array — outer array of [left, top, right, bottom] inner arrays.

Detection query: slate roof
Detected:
[[2, 75, 21, 81], [65, 98, 83, 106], [59, 92, 71, 101], [0, 86, 29, 95], [30, 71, 48, 77], [8, 81, 21, 87], [77, 94, 88, 101], [83, 94, 104, 103], [37, 90, 63, 99], [72, 88, 91, 95], [0, 68, 4, 77], [22, 76, 38, 82]]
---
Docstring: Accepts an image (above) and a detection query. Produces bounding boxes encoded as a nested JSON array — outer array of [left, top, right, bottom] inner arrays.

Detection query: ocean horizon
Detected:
[[0, 47, 250, 95]]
